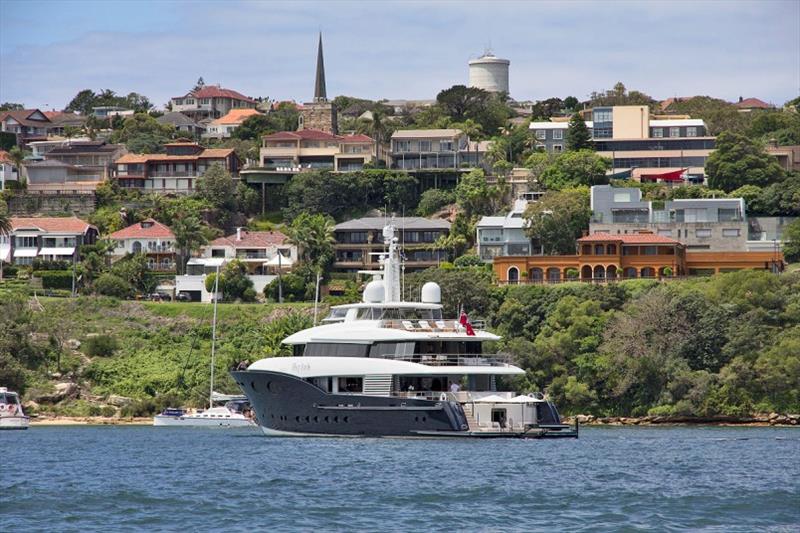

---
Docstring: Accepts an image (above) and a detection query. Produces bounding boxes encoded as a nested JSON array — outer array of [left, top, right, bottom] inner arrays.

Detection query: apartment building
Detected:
[[108, 219, 177, 272], [589, 185, 748, 251], [43, 140, 126, 179], [476, 195, 545, 261], [259, 130, 375, 172], [530, 105, 715, 182], [0, 217, 97, 266], [170, 85, 256, 121], [493, 232, 784, 284], [113, 141, 239, 193], [333, 217, 451, 272], [389, 129, 488, 171]]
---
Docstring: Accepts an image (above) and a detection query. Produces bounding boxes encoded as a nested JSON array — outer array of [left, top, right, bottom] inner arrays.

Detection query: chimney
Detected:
[[236, 227, 242, 241]]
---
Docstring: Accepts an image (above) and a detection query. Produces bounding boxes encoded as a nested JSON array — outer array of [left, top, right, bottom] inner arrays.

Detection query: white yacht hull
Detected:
[[153, 415, 255, 427], [0, 416, 30, 430]]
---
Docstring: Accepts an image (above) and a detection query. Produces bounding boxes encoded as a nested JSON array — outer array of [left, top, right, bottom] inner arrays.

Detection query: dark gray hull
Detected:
[[231, 369, 471, 437]]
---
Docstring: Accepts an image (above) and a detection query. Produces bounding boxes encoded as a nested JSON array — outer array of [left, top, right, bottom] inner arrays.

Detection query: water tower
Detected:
[[469, 50, 510, 94]]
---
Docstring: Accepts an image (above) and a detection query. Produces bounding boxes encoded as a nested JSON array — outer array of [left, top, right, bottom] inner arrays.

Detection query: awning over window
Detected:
[[13, 248, 38, 258], [39, 247, 76, 256], [640, 169, 687, 182], [187, 257, 227, 267]]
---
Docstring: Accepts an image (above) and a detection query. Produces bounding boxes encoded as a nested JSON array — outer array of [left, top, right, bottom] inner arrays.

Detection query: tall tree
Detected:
[[538, 150, 610, 190], [287, 212, 336, 271], [706, 131, 785, 192], [565, 112, 592, 151], [782, 218, 800, 263], [524, 188, 591, 255], [171, 215, 208, 275]]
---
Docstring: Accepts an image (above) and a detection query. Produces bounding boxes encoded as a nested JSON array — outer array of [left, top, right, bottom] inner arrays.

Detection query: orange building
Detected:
[[493, 233, 784, 283]]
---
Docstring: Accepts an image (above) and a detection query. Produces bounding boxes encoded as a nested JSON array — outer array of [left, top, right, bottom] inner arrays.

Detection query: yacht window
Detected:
[[325, 308, 349, 321], [377, 307, 443, 320], [338, 377, 363, 393], [357, 307, 379, 320], [305, 343, 369, 357], [369, 342, 415, 359]]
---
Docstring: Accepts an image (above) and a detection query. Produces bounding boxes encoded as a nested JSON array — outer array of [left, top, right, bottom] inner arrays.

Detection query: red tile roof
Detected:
[[340, 134, 374, 143], [211, 109, 262, 125], [0, 109, 51, 127], [109, 219, 174, 239], [175, 86, 255, 103], [209, 230, 288, 249], [735, 97, 771, 109], [11, 216, 95, 234], [579, 232, 680, 244], [0, 150, 11, 164]]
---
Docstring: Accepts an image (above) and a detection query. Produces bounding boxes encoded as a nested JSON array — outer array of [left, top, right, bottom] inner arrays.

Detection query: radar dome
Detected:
[[421, 282, 441, 304], [363, 280, 386, 303]]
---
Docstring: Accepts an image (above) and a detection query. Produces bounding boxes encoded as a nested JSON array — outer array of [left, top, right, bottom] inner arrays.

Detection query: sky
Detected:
[[1, 0, 798, 110]]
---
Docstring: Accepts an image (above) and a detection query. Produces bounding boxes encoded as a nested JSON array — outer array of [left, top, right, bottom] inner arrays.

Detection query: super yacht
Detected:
[[232, 223, 577, 438]]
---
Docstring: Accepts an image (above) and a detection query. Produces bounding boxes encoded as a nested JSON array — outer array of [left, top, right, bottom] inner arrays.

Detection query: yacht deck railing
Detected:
[[380, 319, 487, 332], [380, 353, 514, 366]]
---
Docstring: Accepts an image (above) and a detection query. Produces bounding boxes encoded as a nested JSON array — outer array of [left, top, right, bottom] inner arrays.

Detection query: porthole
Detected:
[[343, 416, 349, 423], [250, 381, 256, 390], [333, 416, 338, 423], [295, 416, 301, 423], [305, 416, 310, 423], [422, 417, 427, 422], [324, 416, 329, 423]]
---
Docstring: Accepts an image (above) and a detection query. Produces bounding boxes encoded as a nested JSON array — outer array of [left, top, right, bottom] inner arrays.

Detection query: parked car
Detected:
[[176, 292, 192, 302]]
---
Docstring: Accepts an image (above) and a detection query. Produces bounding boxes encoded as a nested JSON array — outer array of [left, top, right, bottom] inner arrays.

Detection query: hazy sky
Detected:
[[1, 0, 798, 110]]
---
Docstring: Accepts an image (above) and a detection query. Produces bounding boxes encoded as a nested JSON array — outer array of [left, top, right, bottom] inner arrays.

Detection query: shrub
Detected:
[[32, 259, 71, 271], [417, 188, 455, 216], [566, 268, 579, 280], [453, 254, 484, 268], [35, 270, 73, 289], [83, 334, 119, 357], [94, 273, 133, 299]]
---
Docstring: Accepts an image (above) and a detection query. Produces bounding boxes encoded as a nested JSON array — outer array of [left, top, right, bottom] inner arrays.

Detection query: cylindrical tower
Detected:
[[468, 52, 510, 94]]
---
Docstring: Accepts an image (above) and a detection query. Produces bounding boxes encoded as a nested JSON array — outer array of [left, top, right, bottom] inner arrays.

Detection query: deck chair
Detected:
[[402, 320, 417, 331], [435, 320, 448, 330], [418, 320, 433, 331]]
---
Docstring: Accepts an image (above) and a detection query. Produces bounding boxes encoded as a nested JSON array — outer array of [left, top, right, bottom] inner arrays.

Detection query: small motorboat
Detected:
[[0, 387, 30, 430], [153, 399, 254, 427]]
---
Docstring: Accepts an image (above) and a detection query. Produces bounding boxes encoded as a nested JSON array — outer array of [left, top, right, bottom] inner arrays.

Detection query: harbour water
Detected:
[[3, 426, 798, 531]]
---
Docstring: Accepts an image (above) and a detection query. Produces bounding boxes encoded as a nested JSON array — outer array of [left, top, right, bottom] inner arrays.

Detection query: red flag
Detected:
[[459, 311, 476, 336]]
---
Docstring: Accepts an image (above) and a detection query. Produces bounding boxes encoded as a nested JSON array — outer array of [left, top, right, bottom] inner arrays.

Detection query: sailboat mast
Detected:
[[209, 264, 220, 409]]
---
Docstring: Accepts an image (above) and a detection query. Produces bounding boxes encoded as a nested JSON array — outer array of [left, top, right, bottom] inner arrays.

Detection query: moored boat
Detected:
[[0, 387, 30, 430], [232, 221, 577, 439]]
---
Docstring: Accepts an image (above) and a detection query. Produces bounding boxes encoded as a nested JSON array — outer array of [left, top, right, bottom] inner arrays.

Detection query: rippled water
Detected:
[[2, 426, 799, 531]]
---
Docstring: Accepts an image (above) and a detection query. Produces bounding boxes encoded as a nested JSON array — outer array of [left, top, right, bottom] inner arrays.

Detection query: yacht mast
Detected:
[[209, 264, 220, 409], [381, 222, 402, 303]]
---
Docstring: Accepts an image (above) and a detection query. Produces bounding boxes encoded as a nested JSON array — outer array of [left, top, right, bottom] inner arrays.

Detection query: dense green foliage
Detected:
[[204, 260, 256, 302], [283, 169, 418, 221], [524, 188, 591, 254], [110, 113, 176, 153], [232, 103, 300, 140], [706, 132, 785, 192], [534, 150, 610, 190], [65, 89, 154, 115], [417, 188, 455, 216], [783, 219, 800, 263], [35, 270, 73, 290], [565, 113, 592, 150]]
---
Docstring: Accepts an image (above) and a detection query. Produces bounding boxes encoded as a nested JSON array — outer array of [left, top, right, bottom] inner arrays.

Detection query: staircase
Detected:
[[462, 402, 479, 431]]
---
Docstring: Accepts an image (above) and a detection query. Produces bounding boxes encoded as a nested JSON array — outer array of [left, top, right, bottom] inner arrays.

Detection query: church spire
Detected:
[[314, 33, 327, 102]]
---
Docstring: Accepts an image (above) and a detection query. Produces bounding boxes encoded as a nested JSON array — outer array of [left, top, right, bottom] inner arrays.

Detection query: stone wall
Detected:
[[299, 102, 338, 134], [7, 192, 97, 217]]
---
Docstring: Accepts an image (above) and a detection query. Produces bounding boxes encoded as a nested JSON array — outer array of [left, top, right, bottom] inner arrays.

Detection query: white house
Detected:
[[108, 219, 176, 271]]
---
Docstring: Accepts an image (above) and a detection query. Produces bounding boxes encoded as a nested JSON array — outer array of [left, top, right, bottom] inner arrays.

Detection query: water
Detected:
[[2, 426, 798, 532]]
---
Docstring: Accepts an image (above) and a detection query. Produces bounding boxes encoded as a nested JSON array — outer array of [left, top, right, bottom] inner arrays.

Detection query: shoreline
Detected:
[[26, 415, 800, 427]]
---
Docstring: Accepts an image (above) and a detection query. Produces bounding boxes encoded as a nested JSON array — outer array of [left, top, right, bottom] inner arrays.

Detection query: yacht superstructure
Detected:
[[232, 222, 576, 438]]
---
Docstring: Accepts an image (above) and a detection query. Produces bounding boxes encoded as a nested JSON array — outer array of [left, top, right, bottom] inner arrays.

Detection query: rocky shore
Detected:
[[564, 413, 800, 427], [29, 416, 152, 426]]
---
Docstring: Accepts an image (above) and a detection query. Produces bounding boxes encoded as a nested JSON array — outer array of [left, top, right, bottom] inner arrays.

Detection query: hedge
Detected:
[[34, 270, 73, 290]]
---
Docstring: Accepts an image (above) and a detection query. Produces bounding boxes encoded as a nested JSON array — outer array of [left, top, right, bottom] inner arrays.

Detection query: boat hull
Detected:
[[231, 369, 577, 439], [0, 416, 30, 430], [153, 415, 254, 427]]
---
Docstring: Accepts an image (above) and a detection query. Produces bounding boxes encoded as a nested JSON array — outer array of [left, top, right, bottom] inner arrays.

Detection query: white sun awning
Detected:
[[187, 257, 227, 267], [0, 245, 9, 262], [13, 248, 38, 258], [38, 247, 76, 256], [264, 253, 294, 267]]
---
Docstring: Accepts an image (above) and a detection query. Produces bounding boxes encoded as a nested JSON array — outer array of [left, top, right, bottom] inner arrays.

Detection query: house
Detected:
[[734, 97, 773, 111], [24, 160, 107, 193], [43, 112, 87, 136], [157, 112, 206, 137], [175, 228, 294, 302], [0, 109, 52, 146], [766, 143, 800, 173], [0, 150, 19, 190], [390, 129, 479, 171], [530, 105, 715, 182], [589, 185, 749, 252], [43, 140, 126, 180], [204, 109, 262, 139], [92, 106, 134, 118], [259, 130, 375, 172], [170, 85, 256, 121], [493, 232, 784, 284], [108, 219, 176, 272], [113, 141, 239, 193], [476, 195, 545, 261], [333, 217, 451, 272], [0, 217, 97, 266]]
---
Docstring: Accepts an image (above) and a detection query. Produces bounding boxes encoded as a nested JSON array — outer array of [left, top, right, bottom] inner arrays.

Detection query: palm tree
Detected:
[[172, 215, 208, 275], [287, 212, 335, 270], [0, 203, 12, 281]]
